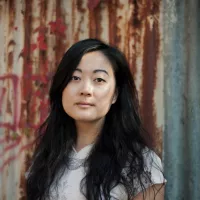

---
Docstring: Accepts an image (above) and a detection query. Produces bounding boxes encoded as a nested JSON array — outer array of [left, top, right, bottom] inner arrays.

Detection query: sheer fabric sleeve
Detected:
[[133, 149, 167, 196]]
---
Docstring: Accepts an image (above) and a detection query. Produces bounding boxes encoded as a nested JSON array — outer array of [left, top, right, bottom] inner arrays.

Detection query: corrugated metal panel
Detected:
[[1, 0, 162, 199], [163, 0, 200, 199], [1, 0, 198, 199]]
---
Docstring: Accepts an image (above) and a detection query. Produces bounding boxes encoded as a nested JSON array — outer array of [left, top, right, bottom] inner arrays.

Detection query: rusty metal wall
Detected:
[[1, 0, 198, 199]]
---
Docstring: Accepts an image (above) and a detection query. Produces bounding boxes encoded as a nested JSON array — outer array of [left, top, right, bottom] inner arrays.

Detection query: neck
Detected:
[[75, 119, 104, 152]]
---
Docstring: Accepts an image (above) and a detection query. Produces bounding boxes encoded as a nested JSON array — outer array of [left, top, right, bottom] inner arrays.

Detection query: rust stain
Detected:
[[124, 12, 131, 73], [140, 1, 161, 148], [88, 0, 101, 10], [19, 1, 34, 195], [72, 0, 75, 41], [114, 0, 123, 47], [129, 0, 145, 76], [77, 0, 86, 13], [8, 0, 15, 33], [8, 39, 16, 47], [88, 0, 102, 39], [108, 0, 117, 45], [55, 0, 67, 66], [132, 0, 142, 28], [0, 4, 3, 22], [20, 0, 33, 139], [6, 92, 12, 114], [19, 153, 31, 200], [74, 0, 84, 42], [0, 87, 6, 114], [39, 0, 48, 75], [7, 51, 13, 72]]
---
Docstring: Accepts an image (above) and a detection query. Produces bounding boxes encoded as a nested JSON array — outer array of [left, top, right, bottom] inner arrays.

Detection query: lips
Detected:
[[76, 102, 94, 107]]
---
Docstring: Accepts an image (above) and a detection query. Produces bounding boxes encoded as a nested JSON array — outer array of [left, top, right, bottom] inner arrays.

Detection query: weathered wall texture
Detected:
[[163, 0, 200, 199], [0, 0, 199, 199]]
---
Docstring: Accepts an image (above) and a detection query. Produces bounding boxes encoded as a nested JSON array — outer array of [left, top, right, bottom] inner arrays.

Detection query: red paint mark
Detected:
[[33, 26, 48, 34], [30, 43, 37, 52], [38, 41, 47, 50], [19, 74, 49, 129], [14, 26, 18, 31], [37, 34, 47, 50], [0, 74, 20, 131], [37, 34, 45, 43], [48, 18, 67, 36], [0, 73, 49, 131], [0, 137, 21, 158], [88, 0, 101, 10], [0, 138, 36, 172], [3, 137, 21, 152]]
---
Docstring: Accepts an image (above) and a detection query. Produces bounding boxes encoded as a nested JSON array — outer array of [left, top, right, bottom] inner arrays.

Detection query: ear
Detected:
[[112, 89, 118, 104]]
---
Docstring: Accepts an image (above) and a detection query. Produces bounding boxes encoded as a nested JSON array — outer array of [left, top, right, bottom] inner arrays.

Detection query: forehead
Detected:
[[77, 51, 113, 72]]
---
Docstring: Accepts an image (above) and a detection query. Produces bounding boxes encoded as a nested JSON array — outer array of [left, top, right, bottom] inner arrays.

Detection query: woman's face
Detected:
[[62, 51, 117, 122]]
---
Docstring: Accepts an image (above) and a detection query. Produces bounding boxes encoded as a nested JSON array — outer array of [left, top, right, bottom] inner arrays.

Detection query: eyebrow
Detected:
[[75, 68, 109, 76]]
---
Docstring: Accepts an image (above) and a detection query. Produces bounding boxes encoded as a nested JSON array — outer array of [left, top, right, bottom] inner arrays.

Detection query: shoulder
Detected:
[[133, 148, 166, 196], [142, 148, 166, 184]]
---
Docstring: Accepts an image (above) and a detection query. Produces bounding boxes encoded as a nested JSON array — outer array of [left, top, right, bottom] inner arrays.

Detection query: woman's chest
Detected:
[[49, 167, 127, 200]]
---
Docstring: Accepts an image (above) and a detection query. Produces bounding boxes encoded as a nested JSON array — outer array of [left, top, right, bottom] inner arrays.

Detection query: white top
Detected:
[[47, 144, 166, 200]]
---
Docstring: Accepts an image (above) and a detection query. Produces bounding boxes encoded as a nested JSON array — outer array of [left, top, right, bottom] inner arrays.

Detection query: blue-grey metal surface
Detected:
[[163, 0, 200, 199]]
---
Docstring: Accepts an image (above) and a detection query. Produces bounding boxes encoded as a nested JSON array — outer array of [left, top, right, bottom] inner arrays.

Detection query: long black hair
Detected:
[[26, 39, 162, 200]]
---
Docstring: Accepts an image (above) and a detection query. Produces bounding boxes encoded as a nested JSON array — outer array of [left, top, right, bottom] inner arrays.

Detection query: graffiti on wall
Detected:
[[0, 15, 68, 172]]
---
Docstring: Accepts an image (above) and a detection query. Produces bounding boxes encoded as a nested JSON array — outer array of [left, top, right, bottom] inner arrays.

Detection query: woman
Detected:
[[26, 39, 166, 200]]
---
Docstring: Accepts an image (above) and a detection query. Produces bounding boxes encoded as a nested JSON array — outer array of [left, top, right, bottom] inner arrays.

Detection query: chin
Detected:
[[72, 115, 104, 123], [74, 117, 97, 122]]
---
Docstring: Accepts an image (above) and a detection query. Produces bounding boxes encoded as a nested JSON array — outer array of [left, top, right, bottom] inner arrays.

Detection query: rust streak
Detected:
[[140, 1, 160, 149], [19, 153, 32, 200], [130, 0, 140, 75], [108, 0, 117, 45], [74, 0, 83, 42], [77, 0, 86, 13], [8, 0, 15, 33], [19, 0, 33, 196], [39, 0, 48, 75], [20, 0, 33, 133], [88, 0, 102, 39], [88, 0, 101, 10], [7, 51, 13, 72], [55, 0, 67, 65]]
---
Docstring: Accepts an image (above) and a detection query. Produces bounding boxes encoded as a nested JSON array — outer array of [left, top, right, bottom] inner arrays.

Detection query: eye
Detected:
[[94, 78, 106, 83], [71, 76, 80, 81]]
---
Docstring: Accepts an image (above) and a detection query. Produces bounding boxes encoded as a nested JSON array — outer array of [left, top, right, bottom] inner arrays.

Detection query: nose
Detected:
[[80, 80, 93, 96]]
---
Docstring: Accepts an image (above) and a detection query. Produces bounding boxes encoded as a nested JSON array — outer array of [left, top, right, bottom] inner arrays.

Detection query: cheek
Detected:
[[96, 85, 116, 105], [62, 87, 74, 107], [62, 85, 77, 99]]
